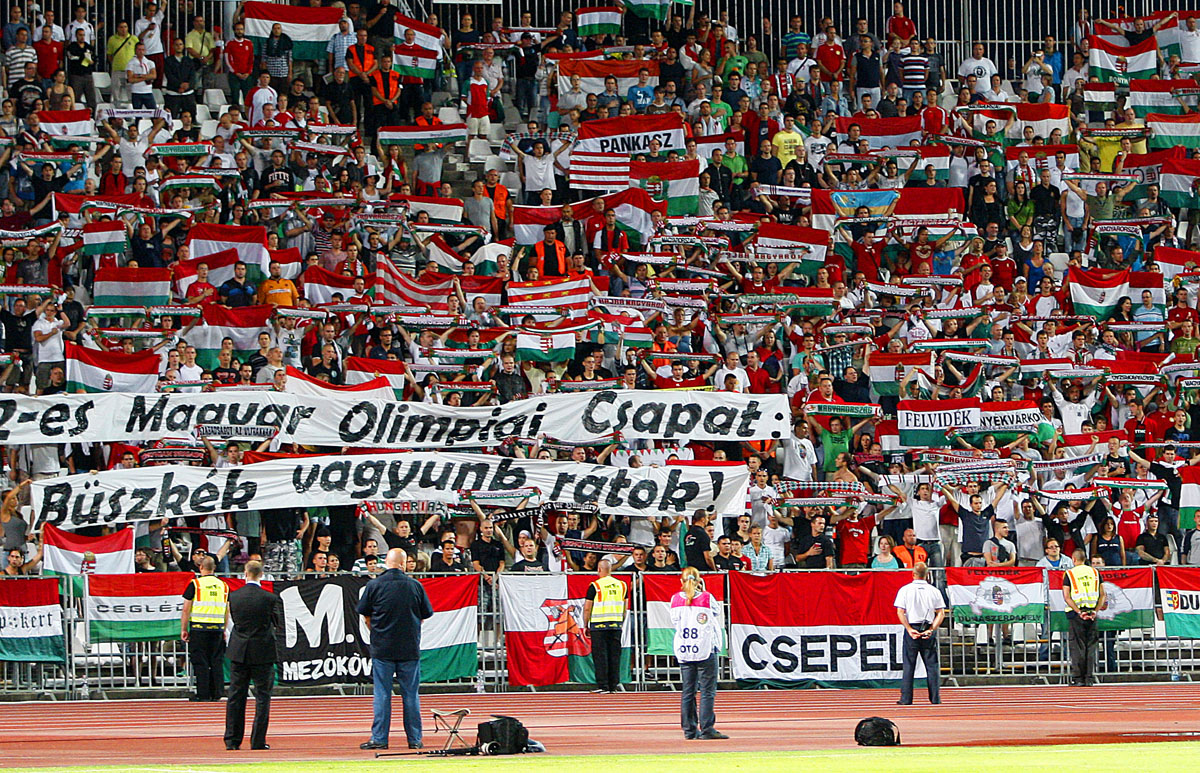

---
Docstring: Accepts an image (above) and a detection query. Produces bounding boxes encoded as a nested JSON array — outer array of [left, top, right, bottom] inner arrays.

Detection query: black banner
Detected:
[[275, 575, 371, 684]]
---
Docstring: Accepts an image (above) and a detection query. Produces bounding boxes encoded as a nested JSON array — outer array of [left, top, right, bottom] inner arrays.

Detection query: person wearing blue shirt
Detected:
[[626, 68, 654, 112]]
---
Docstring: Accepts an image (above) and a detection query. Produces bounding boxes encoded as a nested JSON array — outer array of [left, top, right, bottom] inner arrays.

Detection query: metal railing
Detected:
[[2, 566, 1198, 699]]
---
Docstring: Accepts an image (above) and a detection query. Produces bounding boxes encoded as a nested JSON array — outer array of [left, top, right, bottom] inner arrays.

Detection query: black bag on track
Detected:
[[855, 716, 901, 746]]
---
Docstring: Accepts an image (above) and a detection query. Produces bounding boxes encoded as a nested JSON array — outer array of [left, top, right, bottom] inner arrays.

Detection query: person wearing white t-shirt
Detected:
[[909, 482, 946, 567], [762, 511, 791, 567], [178, 345, 204, 381], [957, 43, 998, 92], [31, 300, 69, 390], [1179, 17, 1200, 64], [126, 42, 157, 109], [714, 351, 749, 392], [777, 422, 818, 481]]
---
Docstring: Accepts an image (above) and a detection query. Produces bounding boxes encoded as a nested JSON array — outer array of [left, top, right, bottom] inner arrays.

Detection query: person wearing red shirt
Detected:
[[921, 97, 949, 136], [832, 507, 878, 567], [99, 158, 129, 195], [1166, 288, 1200, 339], [224, 22, 257, 107], [816, 38, 846, 83], [647, 359, 718, 390], [744, 351, 780, 394], [887, 2, 918, 44], [33, 27, 64, 82], [183, 262, 219, 305], [851, 230, 885, 283]]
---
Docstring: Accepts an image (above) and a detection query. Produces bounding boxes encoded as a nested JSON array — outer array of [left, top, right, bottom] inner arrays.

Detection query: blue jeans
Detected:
[[919, 539, 943, 568], [679, 653, 717, 738], [1064, 216, 1086, 253], [516, 79, 536, 120], [131, 92, 156, 109], [371, 657, 422, 746]]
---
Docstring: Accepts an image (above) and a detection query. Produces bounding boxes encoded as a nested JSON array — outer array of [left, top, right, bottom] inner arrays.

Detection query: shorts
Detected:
[[467, 115, 491, 137]]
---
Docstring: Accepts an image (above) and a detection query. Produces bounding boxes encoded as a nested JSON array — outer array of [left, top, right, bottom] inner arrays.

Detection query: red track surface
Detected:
[[3, 685, 1199, 767]]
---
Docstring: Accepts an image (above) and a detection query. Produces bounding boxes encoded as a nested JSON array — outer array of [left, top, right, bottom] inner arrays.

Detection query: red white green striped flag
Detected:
[[93, 266, 172, 306], [43, 523, 135, 575], [1160, 157, 1200, 208], [642, 572, 725, 655], [629, 158, 700, 215], [87, 573, 194, 642], [0, 579, 64, 662], [419, 576, 480, 681], [393, 14, 444, 57], [392, 44, 438, 78], [65, 343, 160, 393], [1048, 567, 1154, 632], [243, 1, 344, 61], [1088, 36, 1158, 85], [515, 332, 576, 362], [189, 304, 273, 370], [1147, 112, 1200, 150], [1129, 79, 1197, 117], [947, 567, 1045, 624], [576, 6, 622, 36], [37, 109, 92, 136], [82, 220, 128, 256]]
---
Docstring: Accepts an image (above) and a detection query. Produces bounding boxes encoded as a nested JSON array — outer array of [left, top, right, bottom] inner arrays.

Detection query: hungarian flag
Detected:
[[43, 524, 135, 576], [393, 14, 444, 57], [1088, 36, 1159, 84], [284, 365, 395, 400], [515, 332, 576, 362], [623, 0, 669, 20], [456, 275, 504, 308], [66, 343, 159, 393], [242, 1, 344, 61], [751, 222, 829, 278], [1005, 143, 1080, 176], [0, 579, 64, 663], [391, 44, 438, 79], [419, 576, 480, 681], [868, 352, 931, 396], [946, 567, 1045, 624], [967, 399, 1047, 440], [574, 112, 680, 154], [344, 356, 407, 398], [390, 195, 464, 224], [1069, 266, 1131, 319], [1122, 147, 1186, 198], [444, 327, 509, 350], [694, 130, 745, 162], [569, 152, 630, 191], [378, 124, 467, 147], [976, 103, 1072, 140], [576, 6, 622, 36], [424, 234, 468, 274], [883, 145, 950, 181], [93, 267, 171, 306], [642, 572, 725, 656], [1083, 82, 1117, 111], [1048, 567, 1154, 633], [833, 115, 922, 149], [189, 304, 273, 370], [302, 265, 370, 305], [1180, 466, 1200, 529], [513, 188, 663, 247], [172, 248, 239, 301], [897, 397, 981, 447], [87, 573, 194, 642], [82, 220, 128, 257], [729, 571, 916, 687], [187, 223, 275, 282], [1129, 79, 1197, 117], [1154, 245, 1200, 282], [629, 158, 700, 215], [1147, 112, 1200, 149], [37, 109, 93, 136], [1159, 566, 1200, 637], [498, 573, 631, 687], [508, 277, 592, 311], [1159, 157, 1200, 207]]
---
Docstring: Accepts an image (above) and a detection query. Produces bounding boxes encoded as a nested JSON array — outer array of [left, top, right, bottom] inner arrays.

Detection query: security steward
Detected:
[[583, 558, 627, 694], [894, 561, 946, 705], [1063, 549, 1107, 686], [369, 56, 402, 139], [181, 555, 228, 701]]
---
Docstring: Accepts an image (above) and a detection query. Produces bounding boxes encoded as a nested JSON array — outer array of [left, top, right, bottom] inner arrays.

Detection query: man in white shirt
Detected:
[[762, 511, 791, 567], [133, 2, 165, 86], [777, 421, 818, 481], [31, 300, 69, 391], [894, 562, 946, 705], [713, 351, 749, 392], [957, 42, 998, 92], [908, 481, 946, 567], [126, 42, 157, 109], [66, 7, 94, 44], [747, 469, 778, 528], [1180, 16, 1200, 64], [179, 345, 204, 381]]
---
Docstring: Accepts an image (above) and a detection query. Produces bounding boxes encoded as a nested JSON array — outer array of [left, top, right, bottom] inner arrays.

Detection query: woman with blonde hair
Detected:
[[670, 567, 726, 740]]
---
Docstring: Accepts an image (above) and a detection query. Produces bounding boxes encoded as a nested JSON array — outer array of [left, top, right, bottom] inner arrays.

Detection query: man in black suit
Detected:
[[223, 560, 283, 751]]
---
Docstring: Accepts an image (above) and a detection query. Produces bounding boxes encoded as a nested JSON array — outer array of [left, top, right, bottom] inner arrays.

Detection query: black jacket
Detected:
[[228, 583, 283, 664], [356, 568, 433, 661]]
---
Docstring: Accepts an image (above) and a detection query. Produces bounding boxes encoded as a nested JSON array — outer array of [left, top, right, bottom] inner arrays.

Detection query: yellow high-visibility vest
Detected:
[[590, 576, 627, 629], [1066, 565, 1101, 609], [189, 574, 228, 629]]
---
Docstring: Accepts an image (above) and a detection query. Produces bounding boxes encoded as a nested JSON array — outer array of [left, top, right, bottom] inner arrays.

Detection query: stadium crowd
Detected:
[[1, 1, 1200, 584]]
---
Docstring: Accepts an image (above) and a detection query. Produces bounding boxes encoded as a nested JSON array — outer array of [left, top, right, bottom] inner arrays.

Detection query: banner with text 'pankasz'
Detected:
[[32, 453, 750, 527]]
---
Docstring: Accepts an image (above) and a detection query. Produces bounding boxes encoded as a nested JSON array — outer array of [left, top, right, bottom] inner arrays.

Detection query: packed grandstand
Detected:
[[5, 0, 1200, 691]]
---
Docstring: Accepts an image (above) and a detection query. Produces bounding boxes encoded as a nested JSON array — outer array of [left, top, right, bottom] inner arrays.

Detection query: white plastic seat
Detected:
[[483, 155, 508, 174], [466, 138, 491, 162], [200, 119, 219, 137], [204, 88, 226, 109], [92, 71, 112, 95], [437, 106, 462, 125]]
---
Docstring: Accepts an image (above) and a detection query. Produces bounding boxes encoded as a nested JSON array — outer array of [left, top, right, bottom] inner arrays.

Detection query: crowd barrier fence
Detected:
[[1, 564, 1199, 699]]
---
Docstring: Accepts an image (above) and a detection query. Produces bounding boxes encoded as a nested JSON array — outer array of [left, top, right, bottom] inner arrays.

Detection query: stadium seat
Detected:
[[204, 89, 226, 110], [466, 139, 491, 162], [438, 106, 462, 125], [483, 156, 508, 174], [194, 105, 210, 122], [499, 171, 520, 194], [92, 71, 112, 98], [200, 119, 219, 138], [1047, 251, 1070, 276]]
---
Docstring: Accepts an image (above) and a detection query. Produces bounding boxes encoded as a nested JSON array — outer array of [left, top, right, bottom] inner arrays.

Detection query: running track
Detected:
[[4, 685, 1199, 766]]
